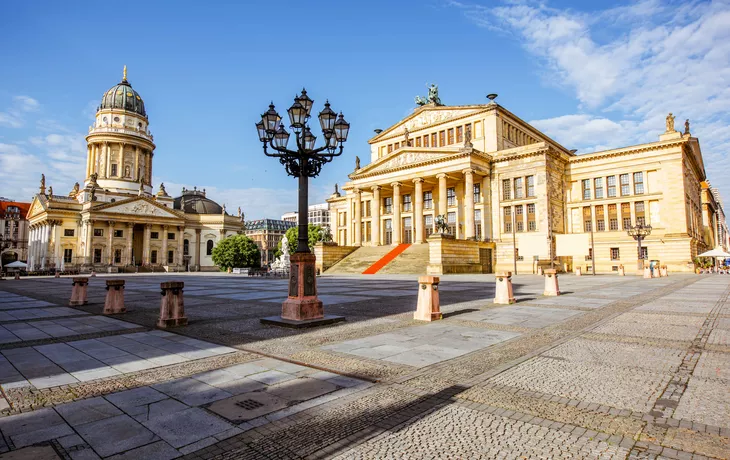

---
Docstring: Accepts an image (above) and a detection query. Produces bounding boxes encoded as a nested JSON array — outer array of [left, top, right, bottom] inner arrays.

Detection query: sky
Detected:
[[1, 0, 729, 219]]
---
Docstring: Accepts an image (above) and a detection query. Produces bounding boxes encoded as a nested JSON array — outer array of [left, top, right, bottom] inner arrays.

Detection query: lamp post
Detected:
[[627, 223, 652, 272], [256, 89, 350, 326]]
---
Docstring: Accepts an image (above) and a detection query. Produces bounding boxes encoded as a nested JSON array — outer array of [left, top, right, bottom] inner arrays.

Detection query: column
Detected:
[[162, 225, 169, 266], [371, 186, 381, 246], [392, 182, 402, 245], [195, 228, 201, 268], [464, 169, 475, 239], [143, 224, 151, 265], [413, 178, 424, 243], [28, 226, 35, 270], [482, 175, 491, 240], [53, 221, 62, 267], [86, 146, 91, 177], [84, 220, 93, 264], [134, 146, 140, 181], [106, 143, 112, 178], [345, 196, 352, 246], [354, 189, 362, 246], [437, 173, 447, 217], [126, 223, 134, 265], [120, 143, 125, 178], [177, 226, 185, 265], [108, 221, 115, 264]]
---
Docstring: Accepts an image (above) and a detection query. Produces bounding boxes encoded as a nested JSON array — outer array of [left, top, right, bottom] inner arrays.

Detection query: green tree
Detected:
[[211, 234, 261, 270], [274, 224, 323, 259]]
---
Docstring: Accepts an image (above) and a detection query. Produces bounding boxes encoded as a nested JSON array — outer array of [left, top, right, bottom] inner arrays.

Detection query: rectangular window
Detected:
[[582, 179, 591, 200], [111, 164, 117, 177], [607, 176, 617, 197], [151, 232, 159, 239], [423, 191, 433, 209], [168, 250, 174, 264], [635, 201, 646, 226], [527, 175, 535, 197], [63, 248, 73, 263], [622, 217, 632, 230], [439, 130, 445, 146], [474, 209, 482, 240], [502, 179, 511, 200], [515, 205, 524, 232], [388, 144, 393, 153], [594, 178, 604, 199], [447, 211, 456, 235], [621, 202, 631, 229], [447, 128, 454, 144], [514, 177, 524, 199], [447, 187, 456, 206], [609, 218, 618, 231], [403, 194, 412, 212], [64, 229, 74, 237], [610, 248, 620, 260], [633, 172, 644, 194], [168, 232, 175, 240], [504, 207, 512, 233], [151, 250, 157, 264], [365, 201, 371, 217], [640, 247, 648, 260], [415, 137, 422, 147], [620, 174, 630, 196], [431, 133, 437, 146], [583, 206, 592, 232], [456, 126, 463, 143], [114, 229, 123, 238], [473, 184, 481, 203], [114, 249, 121, 264], [93, 248, 102, 264], [596, 206, 605, 231], [384, 197, 393, 214], [93, 229, 103, 237], [425, 215, 434, 237], [423, 135, 429, 147], [527, 203, 536, 231]]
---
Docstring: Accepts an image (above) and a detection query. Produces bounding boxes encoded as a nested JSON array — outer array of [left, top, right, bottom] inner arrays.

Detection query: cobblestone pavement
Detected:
[[0, 272, 726, 459]]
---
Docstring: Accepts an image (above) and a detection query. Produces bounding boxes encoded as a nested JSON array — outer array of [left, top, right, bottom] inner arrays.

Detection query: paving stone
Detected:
[[55, 396, 123, 426], [76, 414, 158, 458]]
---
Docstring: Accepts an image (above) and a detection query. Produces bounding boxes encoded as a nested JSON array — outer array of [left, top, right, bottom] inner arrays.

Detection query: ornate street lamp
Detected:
[[256, 89, 349, 326], [627, 223, 652, 271]]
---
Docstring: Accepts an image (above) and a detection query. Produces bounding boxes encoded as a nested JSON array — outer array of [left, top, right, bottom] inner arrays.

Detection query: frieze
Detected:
[[100, 200, 180, 219]]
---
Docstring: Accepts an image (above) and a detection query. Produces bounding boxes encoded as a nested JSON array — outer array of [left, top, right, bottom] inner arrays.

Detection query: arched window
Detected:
[[183, 239, 189, 256], [206, 240, 214, 255]]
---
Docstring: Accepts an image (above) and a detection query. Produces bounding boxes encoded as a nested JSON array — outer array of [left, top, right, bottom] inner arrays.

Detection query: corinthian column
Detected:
[[437, 173, 447, 218], [371, 186, 381, 246], [126, 223, 134, 265], [392, 182, 402, 245], [413, 178, 424, 243], [464, 169, 475, 239], [177, 226, 185, 265], [143, 224, 151, 265], [108, 221, 115, 264], [354, 189, 362, 246], [161, 225, 169, 266]]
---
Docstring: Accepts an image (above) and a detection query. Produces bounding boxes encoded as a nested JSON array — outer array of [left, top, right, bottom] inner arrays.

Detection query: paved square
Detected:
[[458, 305, 583, 327]]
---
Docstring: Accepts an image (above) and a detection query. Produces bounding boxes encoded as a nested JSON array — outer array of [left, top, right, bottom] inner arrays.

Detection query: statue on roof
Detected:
[[415, 83, 443, 107], [237, 206, 242, 218], [464, 124, 473, 148], [355, 156, 361, 170], [222, 203, 226, 215], [48, 186, 53, 196], [665, 113, 675, 132], [70, 182, 80, 197], [158, 182, 168, 196], [404, 127, 411, 146], [40, 174, 45, 189], [684, 119, 690, 135]]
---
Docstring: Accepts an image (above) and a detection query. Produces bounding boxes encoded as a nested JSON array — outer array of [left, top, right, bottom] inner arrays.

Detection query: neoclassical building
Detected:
[[328, 93, 723, 273], [25, 68, 244, 272]]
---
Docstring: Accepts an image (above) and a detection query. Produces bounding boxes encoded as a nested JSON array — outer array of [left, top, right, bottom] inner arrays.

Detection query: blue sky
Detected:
[[1, 0, 729, 218]]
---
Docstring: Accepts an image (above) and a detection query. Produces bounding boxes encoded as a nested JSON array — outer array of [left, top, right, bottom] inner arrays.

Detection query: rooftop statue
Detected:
[[415, 83, 443, 106], [666, 113, 675, 132]]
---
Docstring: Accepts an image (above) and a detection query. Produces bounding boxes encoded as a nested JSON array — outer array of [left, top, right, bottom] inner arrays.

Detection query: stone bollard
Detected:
[[69, 277, 89, 306], [414, 276, 441, 321], [618, 265, 625, 276], [660, 266, 668, 277], [54, 272, 60, 278], [643, 267, 652, 279], [537, 266, 543, 276], [574, 266, 582, 276], [14, 273, 20, 280], [543, 269, 560, 296], [494, 272, 515, 304], [158, 281, 187, 328], [651, 267, 659, 278], [103, 279, 126, 314]]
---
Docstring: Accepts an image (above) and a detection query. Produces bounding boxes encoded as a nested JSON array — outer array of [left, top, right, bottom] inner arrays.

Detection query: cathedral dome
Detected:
[[173, 188, 224, 215], [99, 67, 147, 117]]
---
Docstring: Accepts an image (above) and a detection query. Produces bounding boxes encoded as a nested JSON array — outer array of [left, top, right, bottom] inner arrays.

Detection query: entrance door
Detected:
[[132, 224, 144, 265], [479, 248, 493, 273], [403, 217, 412, 244], [384, 219, 393, 245]]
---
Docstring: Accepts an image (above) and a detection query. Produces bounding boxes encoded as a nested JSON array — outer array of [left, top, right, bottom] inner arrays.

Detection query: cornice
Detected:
[[350, 150, 492, 180], [371, 106, 497, 144], [568, 139, 686, 164]]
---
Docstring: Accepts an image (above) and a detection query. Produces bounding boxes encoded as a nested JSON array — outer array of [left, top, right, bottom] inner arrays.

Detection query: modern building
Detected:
[[328, 92, 725, 273], [244, 219, 296, 266], [281, 202, 331, 230], [0, 200, 30, 268], [25, 68, 244, 272]]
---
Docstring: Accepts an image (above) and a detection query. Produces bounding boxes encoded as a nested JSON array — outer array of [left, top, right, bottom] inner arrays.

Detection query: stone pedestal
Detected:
[[618, 265, 625, 276], [643, 267, 652, 279], [574, 266, 582, 276], [69, 277, 89, 306], [54, 272, 60, 278], [543, 269, 560, 296], [651, 267, 659, 278], [90, 271, 96, 277], [157, 281, 187, 328], [660, 266, 668, 277], [494, 272, 515, 304], [103, 280, 126, 315], [414, 276, 441, 321], [537, 266, 543, 276], [261, 252, 344, 328], [14, 273, 20, 280]]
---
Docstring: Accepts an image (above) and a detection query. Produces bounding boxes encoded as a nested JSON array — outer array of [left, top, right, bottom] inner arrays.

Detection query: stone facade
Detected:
[[0, 200, 30, 268], [244, 219, 296, 266], [328, 99, 725, 273]]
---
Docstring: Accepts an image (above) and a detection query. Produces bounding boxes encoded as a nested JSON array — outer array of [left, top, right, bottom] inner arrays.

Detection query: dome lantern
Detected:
[[99, 66, 147, 117]]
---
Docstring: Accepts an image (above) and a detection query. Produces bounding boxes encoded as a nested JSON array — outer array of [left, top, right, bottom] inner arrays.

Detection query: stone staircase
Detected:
[[324, 244, 430, 275]]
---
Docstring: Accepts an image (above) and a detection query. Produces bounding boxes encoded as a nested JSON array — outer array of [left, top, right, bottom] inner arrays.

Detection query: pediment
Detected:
[[27, 196, 47, 218], [93, 197, 183, 219], [371, 106, 488, 142], [353, 149, 461, 177]]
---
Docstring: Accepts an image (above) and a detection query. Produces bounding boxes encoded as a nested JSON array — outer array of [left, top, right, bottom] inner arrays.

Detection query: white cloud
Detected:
[[0, 96, 40, 128]]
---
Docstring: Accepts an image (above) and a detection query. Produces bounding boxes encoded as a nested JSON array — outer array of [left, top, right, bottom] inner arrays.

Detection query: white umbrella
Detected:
[[3, 261, 28, 268], [697, 247, 730, 272]]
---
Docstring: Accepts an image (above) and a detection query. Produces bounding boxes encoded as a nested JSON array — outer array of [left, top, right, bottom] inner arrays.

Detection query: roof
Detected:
[[0, 201, 31, 218], [173, 190, 224, 215], [99, 68, 146, 117], [244, 219, 296, 232]]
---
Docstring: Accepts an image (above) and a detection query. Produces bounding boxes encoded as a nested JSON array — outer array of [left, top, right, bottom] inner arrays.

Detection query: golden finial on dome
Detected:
[[123, 65, 127, 81]]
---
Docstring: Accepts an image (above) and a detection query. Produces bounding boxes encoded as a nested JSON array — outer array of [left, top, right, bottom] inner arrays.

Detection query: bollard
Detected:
[[54, 272, 60, 278], [660, 266, 668, 277], [543, 269, 560, 296], [69, 277, 89, 306], [90, 271, 96, 277], [618, 265, 625, 276], [14, 273, 20, 280], [574, 266, 582, 276], [158, 281, 187, 328], [643, 267, 652, 279], [537, 266, 543, 276], [494, 272, 515, 304], [414, 276, 441, 321], [103, 279, 126, 314], [651, 267, 659, 278]]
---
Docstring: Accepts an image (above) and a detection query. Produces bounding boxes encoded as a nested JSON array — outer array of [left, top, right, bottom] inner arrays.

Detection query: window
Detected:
[[424, 191, 433, 209], [582, 179, 591, 200], [608, 204, 618, 230], [504, 207, 512, 233], [515, 205, 524, 232], [527, 176, 535, 197], [607, 176, 617, 197], [583, 206, 592, 232], [183, 239, 189, 256], [447, 211, 456, 235], [365, 201, 371, 217], [111, 164, 118, 176], [168, 232, 175, 240], [403, 194, 412, 212], [151, 250, 158, 264], [514, 177, 524, 199], [64, 229, 74, 237], [633, 172, 644, 194], [93, 248, 102, 264], [595, 178, 604, 199], [527, 203, 536, 231], [639, 247, 648, 260], [456, 126, 463, 143], [384, 197, 393, 214], [114, 229, 123, 238], [423, 135, 429, 147], [431, 133, 437, 146], [63, 248, 73, 263], [93, 229, 103, 237], [596, 206, 605, 231], [587, 248, 593, 260], [114, 249, 122, 264], [447, 187, 456, 206], [610, 248, 620, 260], [635, 201, 646, 226], [168, 250, 174, 264], [206, 240, 214, 255], [620, 174, 630, 196], [622, 217, 632, 230], [473, 184, 481, 203], [439, 130, 445, 146], [475, 209, 482, 239], [384, 219, 392, 245], [621, 203, 631, 229], [447, 128, 454, 144], [151, 232, 159, 239], [388, 144, 393, 153], [425, 215, 434, 237], [415, 137, 422, 147], [502, 179, 512, 200]]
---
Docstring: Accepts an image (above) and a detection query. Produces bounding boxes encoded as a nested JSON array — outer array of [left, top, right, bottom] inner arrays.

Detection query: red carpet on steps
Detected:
[[362, 244, 411, 274]]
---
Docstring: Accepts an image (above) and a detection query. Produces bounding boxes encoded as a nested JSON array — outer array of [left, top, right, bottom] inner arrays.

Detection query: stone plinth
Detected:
[[414, 276, 441, 321], [494, 272, 515, 304], [574, 266, 582, 276], [643, 267, 652, 279], [543, 269, 560, 296], [158, 281, 187, 328], [103, 279, 126, 315], [313, 242, 357, 274], [70, 277, 89, 306], [618, 265, 625, 276], [427, 233, 495, 275]]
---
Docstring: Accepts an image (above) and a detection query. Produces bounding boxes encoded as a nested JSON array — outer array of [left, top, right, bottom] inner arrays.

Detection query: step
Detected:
[[362, 244, 411, 274]]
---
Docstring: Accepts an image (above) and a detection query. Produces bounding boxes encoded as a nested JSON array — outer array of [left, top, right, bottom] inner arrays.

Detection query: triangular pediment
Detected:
[[27, 196, 47, 218], [370, 105, 490, 143], [352, 148, 463, 178], [92, 197, 184, 219]]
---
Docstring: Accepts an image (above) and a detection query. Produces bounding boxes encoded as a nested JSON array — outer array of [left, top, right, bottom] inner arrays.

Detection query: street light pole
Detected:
[[589, 209, 596, 276], [627, 224, 652, 272], [512, 209, 517, 275]]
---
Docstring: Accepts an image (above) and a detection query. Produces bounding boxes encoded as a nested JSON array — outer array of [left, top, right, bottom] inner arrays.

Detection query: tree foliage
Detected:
[[211, 234, 261, 270], [274, 224, 323, 259]]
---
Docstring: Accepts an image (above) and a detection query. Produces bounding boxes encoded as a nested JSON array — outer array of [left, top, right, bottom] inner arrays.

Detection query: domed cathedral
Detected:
[[25, 67, 244, 273]]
